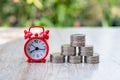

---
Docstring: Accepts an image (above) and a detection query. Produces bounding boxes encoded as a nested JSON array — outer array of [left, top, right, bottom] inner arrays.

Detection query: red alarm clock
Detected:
[[24, 26, 49, 62]]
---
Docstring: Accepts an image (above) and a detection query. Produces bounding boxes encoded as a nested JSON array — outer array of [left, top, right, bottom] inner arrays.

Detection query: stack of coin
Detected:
[[71, 34, 85, 47], [81, 46, 93, 56], [61, 44, 75, 56], [85, 53, 99, 64], [61, 44, 76, 62], [71, 34, 85, 56], [68, 56, 82, 64], [50, 33, 100, 64], [80, 45, 93, 62], [50, 52, 65, 63]]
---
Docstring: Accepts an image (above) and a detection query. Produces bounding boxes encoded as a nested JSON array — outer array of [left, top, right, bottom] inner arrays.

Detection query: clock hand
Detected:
[[31, 44, 36, 48], [37, 47, 45, 50], [30, 47, 45, 53], [30, 49, 36, 53], [38, 48, 45, 50]]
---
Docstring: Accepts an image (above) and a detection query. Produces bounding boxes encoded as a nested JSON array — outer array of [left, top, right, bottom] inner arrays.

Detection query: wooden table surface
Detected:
[[0, 27, 120, 80]]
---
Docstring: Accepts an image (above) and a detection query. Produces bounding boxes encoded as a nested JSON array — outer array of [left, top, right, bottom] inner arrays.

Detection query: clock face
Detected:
[[26, 39, 46, 59]]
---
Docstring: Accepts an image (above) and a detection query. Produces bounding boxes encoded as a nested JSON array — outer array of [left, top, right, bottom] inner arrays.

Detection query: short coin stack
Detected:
[[50, 52, 65, 63], [50, 34, 99, 64]]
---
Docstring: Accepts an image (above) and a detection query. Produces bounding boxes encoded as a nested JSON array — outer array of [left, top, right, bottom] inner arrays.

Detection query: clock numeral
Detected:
[[28, 44, 31, 47], [33, 54, 35, 57], [29, 51, 32, 54], [37, 54, 39, 58], [27, 47, 30, 51], [40, 53, 43, 56], [39, 41, 41, 43], [43, 46, 45, 48], [34, 40, 38, 43], [42, 43, 44, 45]]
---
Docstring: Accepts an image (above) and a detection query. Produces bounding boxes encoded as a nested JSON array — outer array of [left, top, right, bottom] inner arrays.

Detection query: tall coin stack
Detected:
[[50, 34, 99, 64]]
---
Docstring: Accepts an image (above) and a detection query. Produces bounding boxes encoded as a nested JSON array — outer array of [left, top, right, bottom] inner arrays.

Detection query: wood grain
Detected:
[[0, 27, 120, 80]]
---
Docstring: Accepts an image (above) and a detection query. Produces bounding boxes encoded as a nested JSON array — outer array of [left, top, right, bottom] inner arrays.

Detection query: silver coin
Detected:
[[71, 34, 85, 41], [50, 52, 65, 63], [61, 44, 75, 52], [71, 40, 85, 43], [71, 42, 85, 47], [78, 47, 81, 55], [86, 53, 99, 64], [61, 44, 75, 56], [69, 59, 82, 64], [52, 59, 65, 63], [81, 45, 93, 51], [68, 56, 82, 60]]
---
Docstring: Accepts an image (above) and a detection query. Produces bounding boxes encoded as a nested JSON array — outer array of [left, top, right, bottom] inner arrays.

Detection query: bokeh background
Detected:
[[0, 0, 120, 27]]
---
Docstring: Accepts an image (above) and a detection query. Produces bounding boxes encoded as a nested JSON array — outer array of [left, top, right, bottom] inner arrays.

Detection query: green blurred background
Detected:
[[0, 0, 120, 27]]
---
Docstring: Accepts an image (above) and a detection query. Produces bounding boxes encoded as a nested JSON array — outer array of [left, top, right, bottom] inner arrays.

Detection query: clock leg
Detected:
[[27, 59, 31, 62], [41, 59, 46, 63], [26, 59, 46, 63]]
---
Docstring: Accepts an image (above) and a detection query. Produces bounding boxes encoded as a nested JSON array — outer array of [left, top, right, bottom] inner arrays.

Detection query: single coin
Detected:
[[61, 44, 76, 56], [68, 56, 82, 60], [52, 59, 65, 63], [81, 45, 93, 52], [86, 53, 99, 64], [69, 59, 82, 64], [71, 34, 85, 41], [71, 42, 85, 47], [81, 52, 93, 56]]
